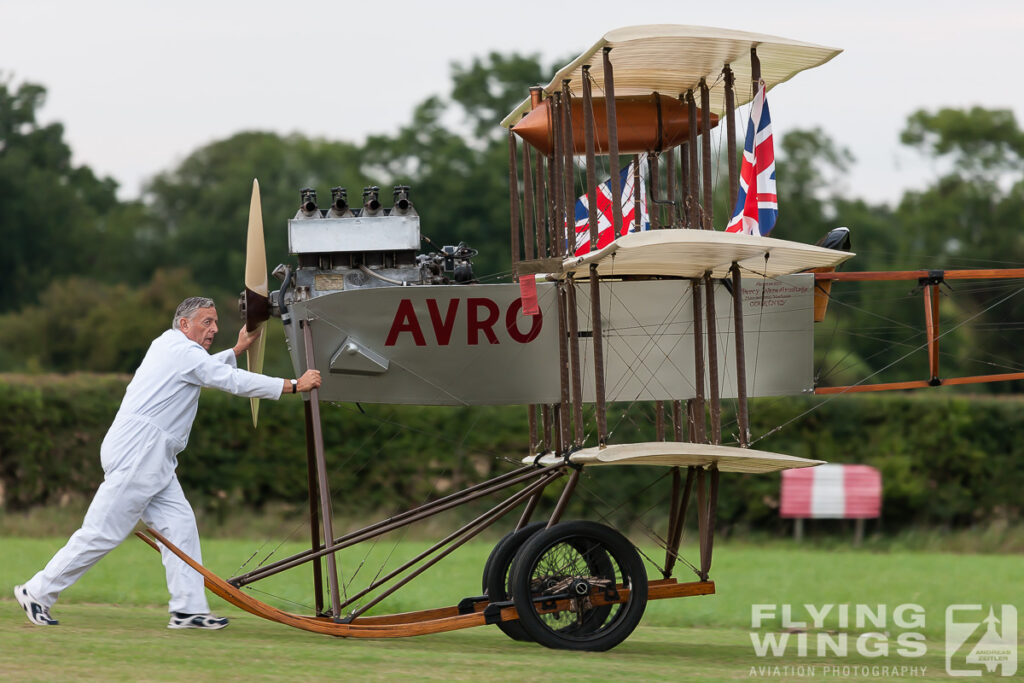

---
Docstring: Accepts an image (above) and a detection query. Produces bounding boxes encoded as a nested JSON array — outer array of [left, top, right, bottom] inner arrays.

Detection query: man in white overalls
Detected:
[[14, 297, 321, 630]]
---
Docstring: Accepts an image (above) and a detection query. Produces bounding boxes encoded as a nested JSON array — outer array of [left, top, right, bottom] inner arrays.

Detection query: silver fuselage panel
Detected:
[[284, 275, 814, 405]]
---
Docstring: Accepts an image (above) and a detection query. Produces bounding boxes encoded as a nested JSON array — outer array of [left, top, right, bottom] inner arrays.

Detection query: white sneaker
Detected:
[[14, 585, 58, 626], [168, 612, 229, 630]]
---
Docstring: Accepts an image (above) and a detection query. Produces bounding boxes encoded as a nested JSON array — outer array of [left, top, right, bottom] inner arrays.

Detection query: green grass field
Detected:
[[1, 534, 1020, 681]]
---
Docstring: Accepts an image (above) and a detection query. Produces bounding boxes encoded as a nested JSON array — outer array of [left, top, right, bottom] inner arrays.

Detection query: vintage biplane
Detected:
[[135, 25, 1024, 651]]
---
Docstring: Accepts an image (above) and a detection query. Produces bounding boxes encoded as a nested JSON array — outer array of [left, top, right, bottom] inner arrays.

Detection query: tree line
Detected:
[[2, 57, 1024, 388]]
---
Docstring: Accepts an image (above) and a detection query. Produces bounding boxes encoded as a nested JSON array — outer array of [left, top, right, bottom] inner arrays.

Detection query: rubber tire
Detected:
[[482, 521, 547, 641], [509, 520, 648, 651]]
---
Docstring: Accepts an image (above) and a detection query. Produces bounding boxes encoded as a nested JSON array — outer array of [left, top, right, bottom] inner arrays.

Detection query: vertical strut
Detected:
[[724, 65, 738, 215], [924, 284, 941, 383], [507, 130, 521, 271], [302, 401, 324, 615], [522, 139, 535, 261], [731, 263, 750, 447], [581, 66, 600, 250], [567, 279, 585, 445], [685, 91, 699, 229], [602, 47, 624, 238], [301, 319, 343, 619], [704, 274, 722, 445], [690, 280, 706, 443]]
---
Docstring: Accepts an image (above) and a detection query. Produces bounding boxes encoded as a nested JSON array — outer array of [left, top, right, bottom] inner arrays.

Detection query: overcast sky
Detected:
[[2, 0, 1022, 205]]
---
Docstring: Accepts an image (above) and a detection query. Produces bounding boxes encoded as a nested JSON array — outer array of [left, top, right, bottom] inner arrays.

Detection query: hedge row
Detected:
[[0, 374, 1020, 531]]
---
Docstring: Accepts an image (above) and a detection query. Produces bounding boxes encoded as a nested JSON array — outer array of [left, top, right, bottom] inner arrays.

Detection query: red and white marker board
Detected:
[[780, 464, 881, 519]]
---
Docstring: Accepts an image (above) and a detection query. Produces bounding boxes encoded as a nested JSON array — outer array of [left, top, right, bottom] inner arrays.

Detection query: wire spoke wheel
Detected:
[[509, 521, 648, 651], [482, 521, 546, 641]]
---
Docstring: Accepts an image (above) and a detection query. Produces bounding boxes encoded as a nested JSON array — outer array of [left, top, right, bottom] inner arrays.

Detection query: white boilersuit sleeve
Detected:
[[182, 348, 283, 399], [212, 348, 237, 366]]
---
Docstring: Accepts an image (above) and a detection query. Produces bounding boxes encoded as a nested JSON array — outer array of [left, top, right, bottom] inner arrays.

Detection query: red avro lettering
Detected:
[[385, 299, 426, 346], [467, 298, 500, 345], [506, 298, 543, 343]]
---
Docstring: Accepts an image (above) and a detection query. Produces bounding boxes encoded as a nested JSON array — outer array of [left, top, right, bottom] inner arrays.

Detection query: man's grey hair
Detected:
[[172, 297, 216, 330]]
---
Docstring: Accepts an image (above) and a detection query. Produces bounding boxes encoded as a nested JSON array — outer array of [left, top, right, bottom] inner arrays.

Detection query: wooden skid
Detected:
[[135, 528, 713, 638]]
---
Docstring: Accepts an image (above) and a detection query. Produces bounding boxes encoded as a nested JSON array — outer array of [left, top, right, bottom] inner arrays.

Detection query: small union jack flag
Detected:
[[725, 81, 777, 236], [573, 165, 650, 256]]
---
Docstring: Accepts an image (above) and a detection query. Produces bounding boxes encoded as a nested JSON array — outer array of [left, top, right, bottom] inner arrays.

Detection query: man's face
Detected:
[[180, 307, 219, 350]]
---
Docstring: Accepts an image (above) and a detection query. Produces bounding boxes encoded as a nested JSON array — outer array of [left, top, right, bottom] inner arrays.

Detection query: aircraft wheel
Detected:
[[509, 521, 648, 651], [482, 521, 546, 641]]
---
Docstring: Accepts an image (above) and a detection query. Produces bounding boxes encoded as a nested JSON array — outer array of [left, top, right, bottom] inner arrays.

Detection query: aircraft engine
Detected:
[[264, 184, 477, 326]]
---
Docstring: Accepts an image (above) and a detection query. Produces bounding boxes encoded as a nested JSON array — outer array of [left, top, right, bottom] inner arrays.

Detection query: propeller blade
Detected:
[[244, 178, 270, 332], [247, 321, 267, 427], [244, 179, 270, 427]]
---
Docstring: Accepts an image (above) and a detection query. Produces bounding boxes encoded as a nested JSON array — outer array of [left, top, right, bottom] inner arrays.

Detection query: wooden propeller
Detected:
[[244, 179, 270, 427]]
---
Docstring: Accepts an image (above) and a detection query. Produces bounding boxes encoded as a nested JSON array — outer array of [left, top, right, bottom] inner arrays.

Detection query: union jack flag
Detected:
[[725, 81, 777, 236], [573, 165, 649, 256]]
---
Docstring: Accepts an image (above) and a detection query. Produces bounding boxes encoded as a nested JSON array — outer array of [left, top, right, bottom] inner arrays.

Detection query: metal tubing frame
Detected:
[[547, 467, 581, 528], [340, 469, 563, 621], [664, 466, 695, 577], [231, 463, 560, 586]]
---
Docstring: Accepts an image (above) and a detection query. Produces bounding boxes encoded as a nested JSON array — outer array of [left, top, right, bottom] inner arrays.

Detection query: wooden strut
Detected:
[[507, 130, 521, 274], [302, 402, 325, 615], [685, 90, 699, 229], [137, 524, 713, 637], [690, 279, 707, 443], [731, 263, 750, 447], [664, 466, 696, 578], [814, 267, 1024, 393], [301, 319, 343, 620], [567, 279, 585, 445]]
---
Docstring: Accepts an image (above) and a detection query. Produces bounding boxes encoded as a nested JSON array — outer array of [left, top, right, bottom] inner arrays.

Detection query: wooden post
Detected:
[[301, 319, 343, 620], [302, 401, 324, 615]]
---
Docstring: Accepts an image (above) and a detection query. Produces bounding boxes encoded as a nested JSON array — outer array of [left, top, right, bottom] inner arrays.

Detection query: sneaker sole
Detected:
[[13, 585, 58, 626]]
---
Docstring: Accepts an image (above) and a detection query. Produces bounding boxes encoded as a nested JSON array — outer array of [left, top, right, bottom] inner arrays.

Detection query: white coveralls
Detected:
[[24, 328, 283, 614]]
